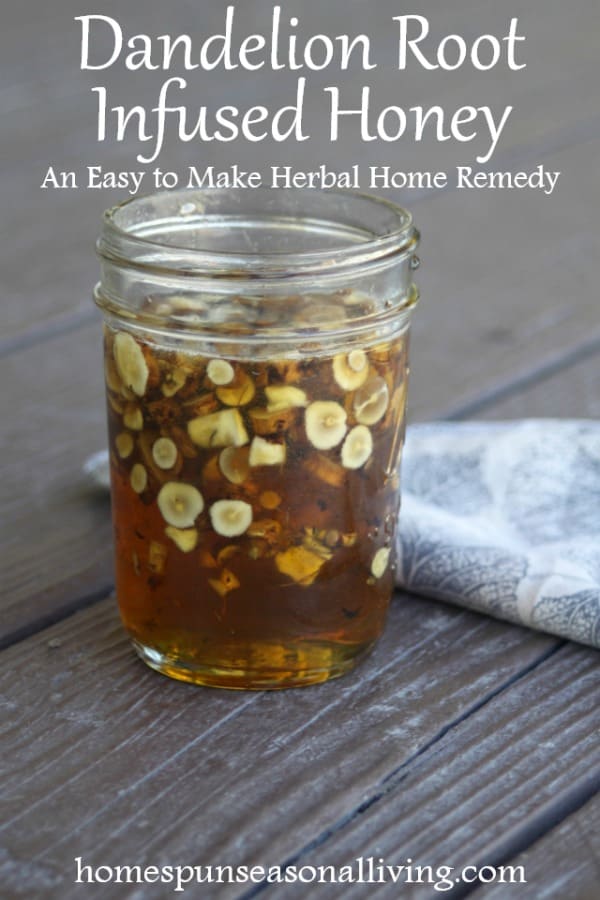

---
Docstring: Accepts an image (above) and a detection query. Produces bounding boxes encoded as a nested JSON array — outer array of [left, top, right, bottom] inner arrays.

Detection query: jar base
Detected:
[[131, 637, 374, 690]]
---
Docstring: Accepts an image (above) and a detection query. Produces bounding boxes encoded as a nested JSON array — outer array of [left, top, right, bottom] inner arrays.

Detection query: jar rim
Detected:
[[98, 187, 419, 278]]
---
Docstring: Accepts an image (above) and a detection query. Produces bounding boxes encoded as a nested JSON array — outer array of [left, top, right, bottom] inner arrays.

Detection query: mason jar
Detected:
[[95, 188, 420, 689]]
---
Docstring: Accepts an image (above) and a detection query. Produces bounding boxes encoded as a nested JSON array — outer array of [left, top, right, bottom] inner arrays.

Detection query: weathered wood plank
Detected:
[[474, 349, 600, 422], [0, 595, 558, 899], [0, 323, 110, 643], [273, 642, 600, 900], [476, 792, 600, 899], [407, 132, 600, 420], [1, 5, 598, 898]]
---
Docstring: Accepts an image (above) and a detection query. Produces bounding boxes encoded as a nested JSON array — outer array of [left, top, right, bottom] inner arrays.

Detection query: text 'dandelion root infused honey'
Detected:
[[95, 188, 420, 689]]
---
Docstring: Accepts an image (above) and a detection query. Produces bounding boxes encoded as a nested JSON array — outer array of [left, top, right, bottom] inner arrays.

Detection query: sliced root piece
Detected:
[[138, 430, 181, 483], [332, 352, 369, 390], [219, 446, 251, 484], [162, 367, 187, 397], [207, 359, 235, 386], [157, 482, 204, 528], [264, 385, 308, 412], [152, 437, 178, 470], [165, 526, 198, 553], [247, 519, 282, 544], [148, 541, 168, 575], [380, 382, 407, 432], [152, 302, 173, 316], [305, 401, 347, 450], [113, 332, 149, 397], [208, 568, 241, 597], [348, 349, 368, 372], [370, 343, 393, 364], [145, 398, 180, 428], [354, 377, 389, 426], [324, 529, 341, 548], [342, 289, 371, 308], [115, 432, 134, 459], [247, 540, 268, 560], [188, 408, 249, 448], [216, 371, 255, 407], [130, 463, 148, 494], [170, 425, 198, 459], [302, 528, 334, 561], [199, 549, 218, 569], [209, 499, 253, 537], [259, 490, 281, 510], [105, 357, 123, 393], [275, 545, 326, 586], [249, 436, 286, 467], [123, 405, 143, 431], [107, 394, 125, 416], [248, 405, 297, 436], [202, 454, 223, 482], [371, 547, 391, 579], [170, 295, 209, 314], [182, 392, 220, 418], [268, 359, 304, 384], [303, 454, 346, 488], [341, 425, 373, 469], [217, 544, 241, 564]]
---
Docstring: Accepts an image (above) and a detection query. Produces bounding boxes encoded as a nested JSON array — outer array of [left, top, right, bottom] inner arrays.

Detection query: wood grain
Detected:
[[0, 595, 558, 899], [0, 323, 110, 643], [271, 642, 600, 900], [475, 350, 600, 422], [477, 792, 600, 900], [2, 1, 599, 895], [405, 131, 600, 419]]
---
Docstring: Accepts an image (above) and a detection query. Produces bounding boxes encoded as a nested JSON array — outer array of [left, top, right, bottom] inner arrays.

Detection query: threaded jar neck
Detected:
[[95, 188, 419, 355]]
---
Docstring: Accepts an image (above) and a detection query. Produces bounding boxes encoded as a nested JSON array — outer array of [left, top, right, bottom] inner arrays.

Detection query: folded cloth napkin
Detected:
[[84, 419, 600, 649], [397, 420, 600, 648]]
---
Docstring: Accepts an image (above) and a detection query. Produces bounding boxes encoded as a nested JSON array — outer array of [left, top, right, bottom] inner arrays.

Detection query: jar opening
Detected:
[[98, 187, 418, 278], [95, 188, 419, 348]]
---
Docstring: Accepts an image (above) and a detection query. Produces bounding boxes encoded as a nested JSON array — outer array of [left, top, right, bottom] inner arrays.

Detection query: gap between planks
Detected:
[[0, 306, 97, 362], [0, 584, 113, 653], [234, 643, 599, 900], [0, 595, 563, 897], [236, 641, 570, 899], [237, 779, 600, 900], [453, 780, 600, 899], [443, 332, 600, 421], [470, 790, 600, 900]]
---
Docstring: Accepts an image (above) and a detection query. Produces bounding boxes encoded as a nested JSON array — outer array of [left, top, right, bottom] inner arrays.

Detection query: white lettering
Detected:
[[505, 18, 527, 70], [395, 15, 436, 70], [76, 15, 122, 70], [477, 105, 512, 163]]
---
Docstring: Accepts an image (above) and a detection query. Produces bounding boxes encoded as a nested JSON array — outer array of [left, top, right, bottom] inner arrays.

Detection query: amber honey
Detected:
[[104, 314, 409, 689], [95, 186, 419, 688]]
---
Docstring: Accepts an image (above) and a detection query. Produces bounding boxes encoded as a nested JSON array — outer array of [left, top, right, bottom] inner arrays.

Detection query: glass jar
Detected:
[[95, 188, 419, 689]]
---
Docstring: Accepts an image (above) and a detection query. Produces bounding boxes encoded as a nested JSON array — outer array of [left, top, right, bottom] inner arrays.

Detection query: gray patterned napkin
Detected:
[[397, 420, 600, 648]]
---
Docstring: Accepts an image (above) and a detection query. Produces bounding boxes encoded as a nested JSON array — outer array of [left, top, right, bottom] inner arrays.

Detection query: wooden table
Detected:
[[2, 1, 599, 897]]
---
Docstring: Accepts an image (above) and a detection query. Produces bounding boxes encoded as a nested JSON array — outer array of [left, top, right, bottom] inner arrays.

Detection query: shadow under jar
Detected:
[[95, 188, 420, 689]]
